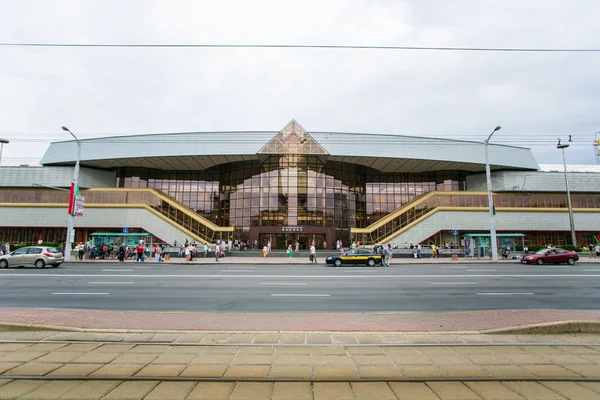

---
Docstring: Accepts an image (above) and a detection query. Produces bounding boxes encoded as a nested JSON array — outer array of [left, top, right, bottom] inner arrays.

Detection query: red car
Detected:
[[521, 248, 579, 265]]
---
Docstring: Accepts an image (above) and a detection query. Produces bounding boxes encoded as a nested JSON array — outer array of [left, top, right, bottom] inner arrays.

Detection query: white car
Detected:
[[0, 246, 64, 269]]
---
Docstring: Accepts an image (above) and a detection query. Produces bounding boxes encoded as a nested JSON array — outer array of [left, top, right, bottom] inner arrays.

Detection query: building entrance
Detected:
[[258, 233, 327, 250]]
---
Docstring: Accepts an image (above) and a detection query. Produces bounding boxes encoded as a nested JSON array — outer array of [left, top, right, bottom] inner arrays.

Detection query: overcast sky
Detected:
[[1, 0, 599, 167]]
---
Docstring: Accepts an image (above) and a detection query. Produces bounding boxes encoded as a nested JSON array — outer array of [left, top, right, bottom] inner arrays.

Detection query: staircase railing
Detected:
[[0, 188, 233, 243], [351, 191, 600, 245]]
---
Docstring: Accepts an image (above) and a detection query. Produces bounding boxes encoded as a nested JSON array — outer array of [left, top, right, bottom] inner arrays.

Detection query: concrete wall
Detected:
[[467, 170, 600, 193], [0, 166, 115, 189], [383, 210, 600, 247], [0, 206, 195, 245]]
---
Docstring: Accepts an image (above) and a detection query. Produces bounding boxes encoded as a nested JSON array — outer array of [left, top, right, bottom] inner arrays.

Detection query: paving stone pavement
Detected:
[[0, 331, 599, 398], [2, 379, 600, 399]]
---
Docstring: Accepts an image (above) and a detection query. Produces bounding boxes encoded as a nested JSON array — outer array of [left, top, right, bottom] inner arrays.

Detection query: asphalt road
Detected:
[[1, 262, 599, 312]]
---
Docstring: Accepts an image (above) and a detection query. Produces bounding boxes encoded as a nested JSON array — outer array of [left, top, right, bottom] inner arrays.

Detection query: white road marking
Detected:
[[89, 282, 134, 285], [431, 282, 478, 285], [260, 282, 307, 285], [102, 269, 133, 272], [584, 269, 600, 271], [271, 294, 330, 297], [477, 292, 533, 296], [1, 274, 599, 279], [52, 292, 110, 295], [441, 266, 468, 269], [466, 269, 496, 272], [222, 270, 256, 272]]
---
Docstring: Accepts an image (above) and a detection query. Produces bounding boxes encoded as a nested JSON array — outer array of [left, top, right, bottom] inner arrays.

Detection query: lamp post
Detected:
[[0, 139, 9, 165], [557, 138, 577, 247], [62, 126, 81, 262], [484, 126, 501, 261]]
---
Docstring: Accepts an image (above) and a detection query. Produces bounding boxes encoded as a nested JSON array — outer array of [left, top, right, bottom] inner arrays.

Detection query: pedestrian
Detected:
[[287, 244, 293, 261], [118, 244, 126, 262], [185, 245, 191, 261], [267, 241, 271, 254], [431, 244, 437, 259], [78, 243, 85, 260], [215, 241, 221, 262], [412, 246, 417, 259], [204, 242, 208, 258], [404, 241, 408, 249], [295, 241, 300, 253], [136, 243, 145, 262], [178, 245, 183, 258], [417, 244, 422, 259], [523, 245, 529, 255], [309, 242, 317, 263], [596, 244, 600, 259], [262, 245, 268, 257], [383, 244, 391, 267]]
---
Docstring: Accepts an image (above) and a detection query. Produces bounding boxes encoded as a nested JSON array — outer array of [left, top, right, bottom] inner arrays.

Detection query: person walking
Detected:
[[185, 245, 191, 261], [136, 243, 145, 262], [262, 245, 268, 257], [215, 241, 221, 262], [267, 240, 271, 254], [309, 242, 317, 263], [417, 244, 422, 259], [287, 244, 293, 261], [204, 243, 208, 258], [118, 244, 126, 262]]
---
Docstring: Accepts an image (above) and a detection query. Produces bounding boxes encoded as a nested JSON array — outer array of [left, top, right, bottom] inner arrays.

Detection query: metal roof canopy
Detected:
[[463, 233, 525, 237], [90, 232, 154, 237]]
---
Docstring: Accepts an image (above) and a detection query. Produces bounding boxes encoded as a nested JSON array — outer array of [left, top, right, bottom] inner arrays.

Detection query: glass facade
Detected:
[[115, 156, 466, 242], [1, 188, 599, 247]]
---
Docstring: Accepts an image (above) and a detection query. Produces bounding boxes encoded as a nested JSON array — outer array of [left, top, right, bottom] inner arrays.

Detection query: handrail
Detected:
[[0, 188, 232, 243], [351, 191, 600, 245]]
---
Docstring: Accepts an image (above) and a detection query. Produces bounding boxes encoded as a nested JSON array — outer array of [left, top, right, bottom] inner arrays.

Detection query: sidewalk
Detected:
[[65, 256, 600, 265], [0, 331, 599, 399], [1, 308, 600, 333]]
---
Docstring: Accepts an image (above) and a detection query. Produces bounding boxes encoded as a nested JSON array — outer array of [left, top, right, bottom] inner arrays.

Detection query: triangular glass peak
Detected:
[[258, 120, 329, 155]]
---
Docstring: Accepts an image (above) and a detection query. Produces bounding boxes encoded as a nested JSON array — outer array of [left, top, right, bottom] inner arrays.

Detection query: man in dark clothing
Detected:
[[118, 244, 126, 262]]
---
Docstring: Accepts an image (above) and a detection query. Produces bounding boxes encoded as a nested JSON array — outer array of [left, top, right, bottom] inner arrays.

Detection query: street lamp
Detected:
[[0, 139, 9, 165], [557, 137, 577, 247], [62, 126, 81, 262], [484, 126, 501, 261]]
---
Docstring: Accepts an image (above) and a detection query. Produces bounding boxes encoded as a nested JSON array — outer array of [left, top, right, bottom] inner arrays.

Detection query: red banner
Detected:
[[67, 183, 75, 215]]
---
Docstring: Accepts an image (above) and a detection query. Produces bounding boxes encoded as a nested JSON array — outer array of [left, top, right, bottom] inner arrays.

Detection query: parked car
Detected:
[[326, 249, 382, 267], [521, 248, 579, 265], [0, 246, 63, 269]]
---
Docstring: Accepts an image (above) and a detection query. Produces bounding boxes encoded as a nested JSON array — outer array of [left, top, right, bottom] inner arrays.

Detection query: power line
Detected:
[[1, 42, 599, 52]]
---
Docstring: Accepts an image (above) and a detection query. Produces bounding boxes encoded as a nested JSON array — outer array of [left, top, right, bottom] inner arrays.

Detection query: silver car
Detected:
[[0, 246, 63, 269]]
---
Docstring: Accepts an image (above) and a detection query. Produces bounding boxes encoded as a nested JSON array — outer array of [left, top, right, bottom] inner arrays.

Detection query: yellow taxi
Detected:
[[325, 249, 383, 267]]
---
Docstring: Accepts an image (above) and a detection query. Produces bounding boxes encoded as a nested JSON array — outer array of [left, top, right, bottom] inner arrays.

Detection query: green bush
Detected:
[[562, 245, 584, 252]]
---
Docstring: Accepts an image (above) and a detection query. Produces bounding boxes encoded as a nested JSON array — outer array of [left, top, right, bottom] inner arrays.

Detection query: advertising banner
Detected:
[[74, 195, 85, 217]]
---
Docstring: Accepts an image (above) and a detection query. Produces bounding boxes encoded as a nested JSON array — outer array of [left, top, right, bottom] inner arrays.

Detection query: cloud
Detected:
[[0, 0, 598, 166]]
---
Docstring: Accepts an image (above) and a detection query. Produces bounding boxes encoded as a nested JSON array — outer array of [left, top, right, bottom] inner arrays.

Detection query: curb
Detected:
[[2, 321, 600, 335], [482, 320, 600, 334]]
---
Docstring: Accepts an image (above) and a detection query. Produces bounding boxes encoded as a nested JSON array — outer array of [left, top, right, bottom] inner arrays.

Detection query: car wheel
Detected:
[[367, 258, 376, 267], [536, 258, 544, 265], [567, 258, 575, 265], [0, 260, 7, 269], [53, 263, 61, 268], [334, 259, 342, 267], [35, 259, 46, 269]]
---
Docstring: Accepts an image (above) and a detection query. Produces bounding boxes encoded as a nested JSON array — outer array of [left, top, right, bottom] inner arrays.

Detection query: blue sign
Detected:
[[122, 227, 129, 233], [452, 230, 458, 236]]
